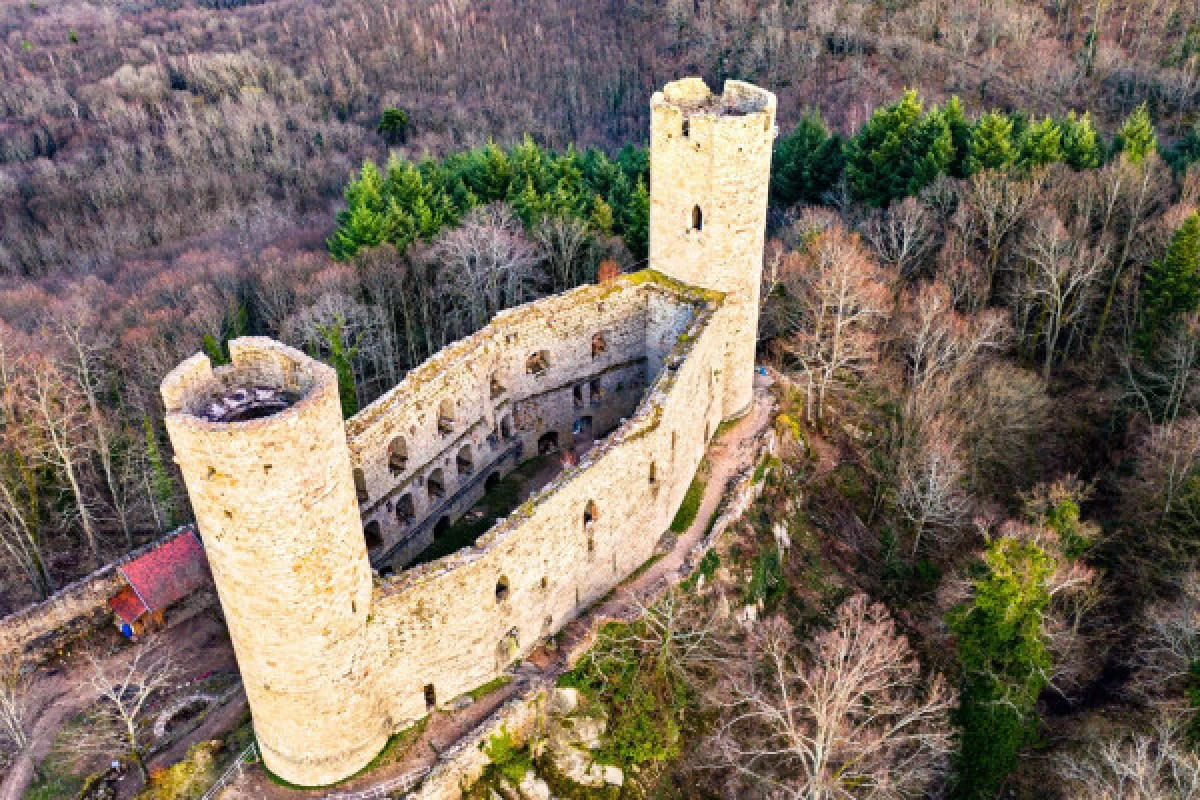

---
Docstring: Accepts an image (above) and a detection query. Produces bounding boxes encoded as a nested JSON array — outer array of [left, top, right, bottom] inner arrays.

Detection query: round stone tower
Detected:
[[161, 338, 387, 786], [649, 77, 776, 419]]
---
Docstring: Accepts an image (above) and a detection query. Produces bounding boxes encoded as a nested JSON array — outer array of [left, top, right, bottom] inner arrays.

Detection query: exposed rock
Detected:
[[518, 770, 553, 800], [451, 694, 475, 710], [548, 687, 579, 715], [603, 765, 625, 786]]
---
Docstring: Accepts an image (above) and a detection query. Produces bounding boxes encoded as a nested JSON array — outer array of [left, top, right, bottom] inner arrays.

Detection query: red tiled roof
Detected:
[[118, 530, 211, 613], [108, 586, 148, 625]]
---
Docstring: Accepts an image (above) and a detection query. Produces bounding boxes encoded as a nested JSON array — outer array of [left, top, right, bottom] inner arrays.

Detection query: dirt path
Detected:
[[1, 611, 237, 800]]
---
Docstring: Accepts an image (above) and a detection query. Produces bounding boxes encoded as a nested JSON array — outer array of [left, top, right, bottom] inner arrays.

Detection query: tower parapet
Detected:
[[161, 338, 387, 786], [649, 77, 776, 418]]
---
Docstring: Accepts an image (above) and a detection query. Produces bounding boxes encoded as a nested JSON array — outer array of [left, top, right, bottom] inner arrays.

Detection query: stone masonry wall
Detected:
[[346, 282, 660, 569], [364, 276, 726, 727]]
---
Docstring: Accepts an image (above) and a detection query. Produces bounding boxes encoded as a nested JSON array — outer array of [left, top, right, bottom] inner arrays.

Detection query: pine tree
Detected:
[[845, 90, 952, 206], [941, 96, 973, 178], [328, 161, 388, 260], [1115, 103, 1158, 165], [770, 110, 844, 206], [949, 537, 1053, 800], [967, 111, 1016, 173], [1059, 112, 1102, 170], [376, 107, 411, 145], [1138, 212, 1200, 353], [1016, 116, 1063, 170]]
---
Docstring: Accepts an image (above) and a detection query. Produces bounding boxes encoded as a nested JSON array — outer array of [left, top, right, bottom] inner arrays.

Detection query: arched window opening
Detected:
[[591, 333, 608, 358], [495, 576, 511, 604], [428, 468, 446, 500], [574, 416, 593, 440], [397, 493, 415, 525], [456, 445, 474, 476], [649, 462, 657, 485], [691, 205, 703, 231], [490, 371, 505, 398], [583, 500, 597, 529], [424, 684, 437, 710], [353, 468, 368, 503], [500, 415, 514, 440], [364, 520, 382, 549], [388, 436, 408, 475], [437, 398, 455, 435], [538, 431, 560, 454], [484, 472, 500, 492], [526, 350, 551, 376], [573, 384, 585, 409], [433, 516, 450, 539], [589, 378, 603, 405]]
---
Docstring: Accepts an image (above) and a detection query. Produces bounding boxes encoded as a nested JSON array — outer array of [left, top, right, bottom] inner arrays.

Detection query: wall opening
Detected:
[[485, 472, 500, 492], [589, 378, 603, 405], [538, 431, 560, 454], [682, 118, 690, 138], [591, 332, 608, 358], [573, 384, 584, 409], [456, 445, 474, 476], [500, 415, 514, 440], [691, 205, 703, 231], [649, 462, 657, 485], [540, 576, 548, 590], [428, 468, 446, 499], [495, 575, 510, 604], [387, 436, 409, 475], [397, 493, 415, 525], [424, 684, 436, 710], [574, 416, 593, 440], [705, 422, 711, 442], [671, 431, 677, 454], [490, 371, 505, 398], [433, 516, 450, 539], [526, 350, 551, 376], [364, 520, 382, 549], [353, 468, 368, 503], [584, 500, 597, 529], [437, 398, 455, 435]]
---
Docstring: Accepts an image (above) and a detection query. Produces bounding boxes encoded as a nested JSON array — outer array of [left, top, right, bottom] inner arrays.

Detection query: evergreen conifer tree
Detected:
[[967, 111, 1016, 173], [1139, 212, 1200, 353], [941, 96, 973, 178], [1016, 116, 1063, 170], [1115, 103, 1158, 165], [1059, 111, 1103, 170], [845, 90, 953, 206], [770, 110, 845, 206]]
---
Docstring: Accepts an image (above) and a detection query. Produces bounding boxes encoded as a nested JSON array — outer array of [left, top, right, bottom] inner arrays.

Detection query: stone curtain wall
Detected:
[[346, 281, 663, 567], [366, 279, 727, 728], [0, 527, 195, 665]]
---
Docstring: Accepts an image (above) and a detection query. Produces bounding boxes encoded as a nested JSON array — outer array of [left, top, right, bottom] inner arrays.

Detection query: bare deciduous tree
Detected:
[[776, 224, 891, 424], [708, 595, 954, 799], [0, 662, 36, 776], [1059, 715, 1200, 799], [862, 197, 936, 283], [896, 426, 971, 557], [71, 646, 177, 782]]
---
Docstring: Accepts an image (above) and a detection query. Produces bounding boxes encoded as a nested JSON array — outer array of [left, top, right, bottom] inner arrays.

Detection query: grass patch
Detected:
[[25, 713, 90, 800], [467, 675, 513, 702], [624, 553, 664, 583], [669, 459, 709, 533], [263, 716, 427, 789], [409, 457, 551, 567]]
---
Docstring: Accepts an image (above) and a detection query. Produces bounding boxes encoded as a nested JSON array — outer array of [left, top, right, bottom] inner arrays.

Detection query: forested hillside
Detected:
[[2, 0, 1200, 795]]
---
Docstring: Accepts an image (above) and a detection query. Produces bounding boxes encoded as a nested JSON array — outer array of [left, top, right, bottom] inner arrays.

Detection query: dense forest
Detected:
[[2, 0, 1200, 796]]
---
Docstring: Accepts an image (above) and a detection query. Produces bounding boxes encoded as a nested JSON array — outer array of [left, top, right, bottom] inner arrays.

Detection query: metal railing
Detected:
[[320, 766, 431, 799], [199, 741, 258, 800]]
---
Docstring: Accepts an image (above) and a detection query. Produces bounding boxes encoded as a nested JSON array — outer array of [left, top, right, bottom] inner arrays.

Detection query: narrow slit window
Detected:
[[691, 205, 703, 231], [682, 118, 690, 138], [424, 684, 436, 710]]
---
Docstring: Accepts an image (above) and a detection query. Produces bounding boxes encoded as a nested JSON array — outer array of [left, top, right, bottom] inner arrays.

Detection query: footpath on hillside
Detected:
[[223, 374, 775, 800]]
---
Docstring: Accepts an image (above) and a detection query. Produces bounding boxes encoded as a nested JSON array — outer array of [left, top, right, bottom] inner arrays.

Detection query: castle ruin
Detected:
[[160, 77, 776, 786]]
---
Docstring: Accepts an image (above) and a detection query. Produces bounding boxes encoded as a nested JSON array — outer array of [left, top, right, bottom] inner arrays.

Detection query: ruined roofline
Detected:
[[375, 275, 722, 598], [160, 338, 334, 432], [344, 269, 723, 439], [650, 77, 774, 117]]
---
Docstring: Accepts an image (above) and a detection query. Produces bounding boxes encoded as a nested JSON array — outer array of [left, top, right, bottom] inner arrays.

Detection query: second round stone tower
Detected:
[[160, 338, 387, 786], [649, 77, 776, 419]]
